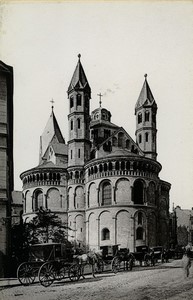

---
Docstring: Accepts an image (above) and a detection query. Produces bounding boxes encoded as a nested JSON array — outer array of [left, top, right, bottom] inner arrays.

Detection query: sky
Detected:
[[0, 0, 193, 210]]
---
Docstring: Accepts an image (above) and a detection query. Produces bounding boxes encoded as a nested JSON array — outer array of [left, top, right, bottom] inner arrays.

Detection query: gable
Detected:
[[93, 127, 144, 159]]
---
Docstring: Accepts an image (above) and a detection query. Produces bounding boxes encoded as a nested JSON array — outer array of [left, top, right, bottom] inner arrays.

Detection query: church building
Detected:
[[20, 55, 171, 252]]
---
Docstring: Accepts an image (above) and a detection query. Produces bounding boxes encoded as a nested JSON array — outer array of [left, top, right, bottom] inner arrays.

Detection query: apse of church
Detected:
[[20, 55, 171, 251]]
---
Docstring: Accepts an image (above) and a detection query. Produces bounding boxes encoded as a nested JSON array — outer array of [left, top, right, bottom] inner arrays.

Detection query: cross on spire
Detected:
[[50, 98, 55, 111], [97, 93, 103, 107]]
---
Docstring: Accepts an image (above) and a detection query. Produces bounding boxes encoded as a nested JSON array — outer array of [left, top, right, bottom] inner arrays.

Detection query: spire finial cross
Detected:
[[78, 53, 81, 60], [50, 98, 55, 111], [97, 93, 103, 107], [144, 74, 147, 79]]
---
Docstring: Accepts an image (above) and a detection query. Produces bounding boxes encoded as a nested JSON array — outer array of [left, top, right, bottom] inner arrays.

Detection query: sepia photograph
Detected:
[[0, 0, 193, 299]]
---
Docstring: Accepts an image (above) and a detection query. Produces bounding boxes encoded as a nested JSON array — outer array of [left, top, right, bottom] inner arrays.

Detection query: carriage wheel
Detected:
[[111, 257, 121, 274], [38, 262, 55, 287], [68, 264, 80, 282], [52, 263, 65, 281], [17, 262, 36, 286], [95, 260, 104, 274]]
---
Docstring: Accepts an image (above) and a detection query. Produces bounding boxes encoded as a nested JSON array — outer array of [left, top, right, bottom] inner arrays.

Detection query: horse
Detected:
[[73, 251, 98, 279]]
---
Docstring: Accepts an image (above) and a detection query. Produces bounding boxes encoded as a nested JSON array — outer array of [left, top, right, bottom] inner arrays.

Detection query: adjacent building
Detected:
[[20, 56, 171, 252], [0, 61, 14, 276]]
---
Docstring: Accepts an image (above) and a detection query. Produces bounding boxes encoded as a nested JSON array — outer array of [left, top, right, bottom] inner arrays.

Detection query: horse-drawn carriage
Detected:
[[17, 243, 80, 287], [131, 245, 155, 266], [96, 245, 134, 274]]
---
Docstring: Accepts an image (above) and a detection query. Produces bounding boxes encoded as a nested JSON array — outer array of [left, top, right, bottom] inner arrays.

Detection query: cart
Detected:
[[17, 243, 80, 287]]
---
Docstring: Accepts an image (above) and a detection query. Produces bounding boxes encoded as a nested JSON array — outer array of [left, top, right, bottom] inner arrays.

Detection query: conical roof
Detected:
[[67, 54, 91, 96], [135, 75, 156, 112]]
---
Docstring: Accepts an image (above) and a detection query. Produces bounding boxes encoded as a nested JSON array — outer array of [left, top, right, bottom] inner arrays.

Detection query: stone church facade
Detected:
[[20, 56, 171, 252]]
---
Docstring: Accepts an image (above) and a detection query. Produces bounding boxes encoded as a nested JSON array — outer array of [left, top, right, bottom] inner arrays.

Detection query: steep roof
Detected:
[[39, 109, 65, 160], [51, 143, 68, 156], [135, 75, 156, 112], [67, 55, 91, 95]]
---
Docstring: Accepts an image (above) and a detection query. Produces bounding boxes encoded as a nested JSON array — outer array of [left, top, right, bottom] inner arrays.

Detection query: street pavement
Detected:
[[0, 259, 182, 288]]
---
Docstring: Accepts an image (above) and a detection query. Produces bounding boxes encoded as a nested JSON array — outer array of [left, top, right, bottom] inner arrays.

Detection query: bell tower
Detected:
[[67, 54, 91, 168], [67, 55, 91, 248], [135, 74, 157, 160]]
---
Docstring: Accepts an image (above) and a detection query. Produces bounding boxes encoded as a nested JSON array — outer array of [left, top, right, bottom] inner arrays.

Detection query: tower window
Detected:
[[145, 111, 149, 122], [145, 132, 149, 142], [71, 120, 73, 130], [77, 118, 80, 129], [139, 134, 142, 143], [70, 97, 74, 108], [77, 94, 82, 106], [138, 113, 142, 124], [138, 212, 143, 224], [78, 149, 80, 158], [71, 150, 73, 159]]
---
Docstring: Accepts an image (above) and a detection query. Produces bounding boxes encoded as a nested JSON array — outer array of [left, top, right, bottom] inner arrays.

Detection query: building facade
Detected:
[[0, 61, 14, 276], [170, 206, 193, 247], [20, 56, 171, 252]]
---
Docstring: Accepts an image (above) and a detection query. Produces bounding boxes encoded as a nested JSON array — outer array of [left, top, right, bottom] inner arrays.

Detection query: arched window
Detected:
[[102, 182, 111, 205], [71, 120, 73, 130], [112, 137, 118, 147], [139, 134, 142, 143], [138, 113, 142, 124], [118, 132, 124, 147], [99, 164, 103, 172], [77, 118, 80, 129], [78, 149, 80, 158], [133, 180, 144, 204], [77, 94, 82, 106], [121, 161, 125, 170], [70, 97, 74, 108], [136, 227, 143, 240], [145, 111, 149, 122], [126, 139, 130, 149], [108, 162, 112, 171], [138, 212, 143, 224], [115, 161, 119, 170], [101, 228, 110, 240], [145, 132, 149, 142], [126, 161, 130, 170], [33, 190, 43, 211]]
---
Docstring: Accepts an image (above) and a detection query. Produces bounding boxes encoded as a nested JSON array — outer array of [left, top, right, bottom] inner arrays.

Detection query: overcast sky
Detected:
[[1, 1, 193, 210]]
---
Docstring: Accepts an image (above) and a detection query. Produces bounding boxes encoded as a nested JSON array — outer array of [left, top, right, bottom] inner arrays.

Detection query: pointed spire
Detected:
[[39, 110, 65, 162], [67, 54, 91, 96], [135, 74, 156, 112], [50, 98, 55, 112]]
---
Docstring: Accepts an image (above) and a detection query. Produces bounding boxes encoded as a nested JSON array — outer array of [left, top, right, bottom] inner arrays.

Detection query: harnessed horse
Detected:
[[73, 251, 98, 279]]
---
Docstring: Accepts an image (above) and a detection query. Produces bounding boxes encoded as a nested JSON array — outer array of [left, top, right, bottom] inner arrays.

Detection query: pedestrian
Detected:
[[182, 250, 191, 278]]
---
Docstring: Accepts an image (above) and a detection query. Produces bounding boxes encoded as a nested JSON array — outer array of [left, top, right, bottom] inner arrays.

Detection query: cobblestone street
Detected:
[[1, 261, 193, 300]]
